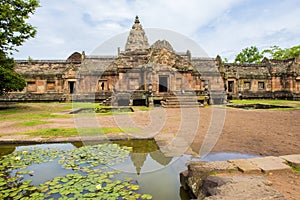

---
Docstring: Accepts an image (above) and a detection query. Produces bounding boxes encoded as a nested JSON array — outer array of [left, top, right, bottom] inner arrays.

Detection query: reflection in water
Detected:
[[131, 153, 147, 175], [73, 139, 173, 175], [150, 151, 172, 166], [0, 144, 16, 158]]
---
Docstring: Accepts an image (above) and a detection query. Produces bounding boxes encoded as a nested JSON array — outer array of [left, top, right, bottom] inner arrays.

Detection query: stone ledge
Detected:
[[228, 159, 261, 173], [248, 156, 292, 173], [202, 176, 285, 200], [181, 154, 299, 199], [280, 154, 300, 167]]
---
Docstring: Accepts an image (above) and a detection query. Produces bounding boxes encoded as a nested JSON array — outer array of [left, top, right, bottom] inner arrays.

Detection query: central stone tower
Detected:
[[125, 16, 150, 52]]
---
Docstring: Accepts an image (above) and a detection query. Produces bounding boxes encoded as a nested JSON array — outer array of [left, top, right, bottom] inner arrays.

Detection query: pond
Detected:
[[0, 140, 192, 200], [227, 103, 292, 110], [70, 107, 134, 114], [0, 140, 261, 200]]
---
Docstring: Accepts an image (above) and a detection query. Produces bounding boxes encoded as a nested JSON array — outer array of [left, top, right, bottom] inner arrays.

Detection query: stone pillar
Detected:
[[148, 95, 153, 107]]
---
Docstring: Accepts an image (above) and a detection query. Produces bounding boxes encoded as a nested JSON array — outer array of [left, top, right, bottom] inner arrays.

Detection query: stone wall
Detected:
[[223, 57, 300, 100], [0, 60, 81, 102]]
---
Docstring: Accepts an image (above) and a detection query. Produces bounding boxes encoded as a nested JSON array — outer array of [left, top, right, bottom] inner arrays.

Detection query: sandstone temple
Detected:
[[1, 16, 300, 106]]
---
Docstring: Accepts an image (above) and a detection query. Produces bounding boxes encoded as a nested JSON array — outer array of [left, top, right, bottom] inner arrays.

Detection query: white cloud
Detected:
[[13, 0, 300, 61], [197, 0, 300, 60]]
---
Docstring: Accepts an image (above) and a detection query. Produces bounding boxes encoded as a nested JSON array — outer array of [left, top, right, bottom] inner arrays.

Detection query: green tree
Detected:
[[0, 0, 39, 95], [262, 45, 300, 60], [0, 51, 26, 95], [234, 46, 263, 64]]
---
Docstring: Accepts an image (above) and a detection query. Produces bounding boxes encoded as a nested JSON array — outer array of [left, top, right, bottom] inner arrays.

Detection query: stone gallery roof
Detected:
[[268, 59, 295, 75], [80, 57, 115, 72], [225, 64, 271, 79], [223, 57, 300, 79], [125, 16, 150, 52], [191, 58, 219, 76], [15, 61, 79, 77]]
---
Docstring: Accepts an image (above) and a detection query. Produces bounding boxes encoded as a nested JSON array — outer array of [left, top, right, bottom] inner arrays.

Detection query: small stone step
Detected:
[[161, 94, 201, 108], [163, 101, 199, 105], [161, 104, 200, 108], [280, 154, 300, 167], [248, 156, 292, 173], [229, 159, 261, 173]]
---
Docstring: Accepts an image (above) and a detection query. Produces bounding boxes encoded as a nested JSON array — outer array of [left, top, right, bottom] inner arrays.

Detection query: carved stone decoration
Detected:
[[151, 40, 174, 52]]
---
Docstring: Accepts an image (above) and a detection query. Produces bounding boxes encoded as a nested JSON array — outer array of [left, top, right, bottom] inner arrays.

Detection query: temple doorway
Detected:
[[159, 76, 168, 92], [68, 81, 75, 94]]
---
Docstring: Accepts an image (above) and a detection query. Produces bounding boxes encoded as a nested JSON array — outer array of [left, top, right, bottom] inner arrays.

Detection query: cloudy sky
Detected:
[[13, 0, 300, 61]]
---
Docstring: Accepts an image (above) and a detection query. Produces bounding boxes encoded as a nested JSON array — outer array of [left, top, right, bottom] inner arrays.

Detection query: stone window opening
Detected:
[[98, 80, 108, 91], [244, 81, 251, 91], [296, 80, 300, 92], [47, 81, 55, 91], [228, 81, 234, 93], [27, 81, 37, 92], [258, 82, 265, 90]]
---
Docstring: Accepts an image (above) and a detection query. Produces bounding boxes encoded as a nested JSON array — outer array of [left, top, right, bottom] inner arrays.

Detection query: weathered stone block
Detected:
[[202, 176, 284, 200], [280, 154, 300, 167], [248, 156, 292, 173], [228, 159, 261, 173]]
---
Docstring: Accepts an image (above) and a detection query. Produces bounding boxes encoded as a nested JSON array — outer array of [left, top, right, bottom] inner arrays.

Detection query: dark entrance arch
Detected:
[[159, 76, 168, 92]]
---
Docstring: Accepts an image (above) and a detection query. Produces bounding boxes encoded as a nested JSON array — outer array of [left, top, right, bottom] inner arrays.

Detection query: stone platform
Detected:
[[180, 154, 300, 199]]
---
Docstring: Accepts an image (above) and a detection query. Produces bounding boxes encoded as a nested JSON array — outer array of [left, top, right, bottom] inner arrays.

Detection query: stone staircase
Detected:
[[161, 94, 201, 108]]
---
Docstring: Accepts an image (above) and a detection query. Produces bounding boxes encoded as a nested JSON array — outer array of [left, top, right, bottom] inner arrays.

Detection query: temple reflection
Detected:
[[74, 139, 174, 174]]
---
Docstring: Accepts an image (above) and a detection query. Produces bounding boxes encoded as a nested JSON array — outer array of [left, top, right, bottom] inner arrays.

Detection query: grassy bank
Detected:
[[0, 102, 141, 138], [17, 127, 142, 138], [230, 100, 300, 110]]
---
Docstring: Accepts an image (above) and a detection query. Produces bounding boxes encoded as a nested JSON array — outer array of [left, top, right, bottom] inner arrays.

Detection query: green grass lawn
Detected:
[[0, 103, 72, 121], [0, 102, 112, 121], [16, 120, 50, 127], [19, 127, 142, 138], [230, 99, 300, 110], [0, 102, 142, 138]]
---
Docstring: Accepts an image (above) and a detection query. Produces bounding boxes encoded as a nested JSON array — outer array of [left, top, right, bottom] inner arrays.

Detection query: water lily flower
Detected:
[[96, 184, 102, 190], [15, 156, 21, 160]]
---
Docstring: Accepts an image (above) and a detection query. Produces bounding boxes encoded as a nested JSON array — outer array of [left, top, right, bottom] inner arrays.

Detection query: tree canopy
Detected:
[[0, 0, 39, 95], [0, 0, 39, 53], [234, 45, 300, 64], [234, 46, 263, 64], [0, 51, 26, 95], [262, 45, 300, 60]]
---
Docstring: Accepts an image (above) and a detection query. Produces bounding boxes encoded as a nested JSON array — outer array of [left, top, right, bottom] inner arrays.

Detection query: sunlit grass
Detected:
[[0, 103, 75, 121], [17, 120, 50, 127], [24, 128, 78, 138], [18, 127, 142, 138], [138, 106, 151, 111], [230, 100, 300, 110]]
